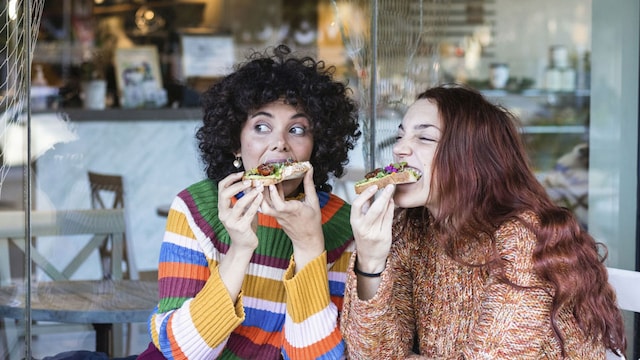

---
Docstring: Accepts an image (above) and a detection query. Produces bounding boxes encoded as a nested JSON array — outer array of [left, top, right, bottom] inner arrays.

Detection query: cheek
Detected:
[[240, 140, 266, 169], [290, 138, 314, 159]]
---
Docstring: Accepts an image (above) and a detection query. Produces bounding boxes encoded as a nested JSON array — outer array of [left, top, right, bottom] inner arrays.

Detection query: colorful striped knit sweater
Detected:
[[148, 179, 354, 359]]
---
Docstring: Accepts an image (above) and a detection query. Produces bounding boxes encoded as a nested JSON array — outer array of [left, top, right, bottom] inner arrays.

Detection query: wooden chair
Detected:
[[88, 171, 140, 355], [87, 171, 138, 280], [606, 267, 640, 360], [0, 209, 126, 360]]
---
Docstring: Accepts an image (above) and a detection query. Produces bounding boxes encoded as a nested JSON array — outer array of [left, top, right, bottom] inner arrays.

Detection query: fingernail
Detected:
[[243, 180, 251, 186], [385, 184, 395, 193]]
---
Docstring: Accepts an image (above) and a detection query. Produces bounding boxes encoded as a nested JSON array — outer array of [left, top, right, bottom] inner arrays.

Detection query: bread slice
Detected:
[[354, 162, 421, 194], [243, 161, 311, 186]]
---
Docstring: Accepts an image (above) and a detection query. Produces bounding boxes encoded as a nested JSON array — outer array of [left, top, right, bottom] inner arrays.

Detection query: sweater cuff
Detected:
[[348, 251, 393, 306], [283, 251, 330, 323], [190, 260, 245, 344]]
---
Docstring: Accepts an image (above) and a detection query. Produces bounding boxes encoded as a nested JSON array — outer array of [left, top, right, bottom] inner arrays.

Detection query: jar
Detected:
[[489, 63, 509, 89]]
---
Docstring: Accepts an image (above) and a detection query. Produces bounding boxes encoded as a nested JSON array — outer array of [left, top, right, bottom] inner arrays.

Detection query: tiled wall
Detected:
[[35, 118, 203, 275]]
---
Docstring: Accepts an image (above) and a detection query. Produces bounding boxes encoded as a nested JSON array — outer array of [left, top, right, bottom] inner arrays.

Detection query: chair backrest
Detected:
[[605, 267, 640, 360], [87, 171, 138, 280], [607, 267, 640, 313], [0, 209, 126, 286], [88, 171, 125, 210]]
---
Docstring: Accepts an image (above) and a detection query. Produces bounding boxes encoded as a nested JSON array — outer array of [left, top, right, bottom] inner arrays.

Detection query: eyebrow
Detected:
[[250, 111, 309, 121], [398, 123, 440, 131]]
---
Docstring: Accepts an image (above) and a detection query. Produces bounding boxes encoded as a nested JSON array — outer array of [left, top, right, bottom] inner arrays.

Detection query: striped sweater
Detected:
[[148, 179, 354, 359]]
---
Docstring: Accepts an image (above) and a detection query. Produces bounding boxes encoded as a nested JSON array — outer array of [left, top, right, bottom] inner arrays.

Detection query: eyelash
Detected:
[[395, 134, 436, 142], [254, 123, 307, 135], [290, 125, 306, 135], [255, 124, 270, 132]]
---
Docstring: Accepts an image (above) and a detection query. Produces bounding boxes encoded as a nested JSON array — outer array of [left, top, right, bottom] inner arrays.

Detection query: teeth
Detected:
[[407, 166, 423, 178]]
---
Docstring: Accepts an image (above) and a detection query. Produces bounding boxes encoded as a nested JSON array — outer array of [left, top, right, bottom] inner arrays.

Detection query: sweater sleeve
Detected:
[[341, 236, 417, 360], [282, 251, 345, 359], [148, 197, 245, 359]]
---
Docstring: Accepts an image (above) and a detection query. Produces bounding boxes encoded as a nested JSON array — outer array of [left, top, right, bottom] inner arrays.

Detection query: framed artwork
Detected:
[[114, 46, 165, 108], [180, 32, 235, 78]]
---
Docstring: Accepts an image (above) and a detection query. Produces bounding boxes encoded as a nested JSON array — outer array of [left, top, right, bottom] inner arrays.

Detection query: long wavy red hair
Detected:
[[415, 84, 626, 356]]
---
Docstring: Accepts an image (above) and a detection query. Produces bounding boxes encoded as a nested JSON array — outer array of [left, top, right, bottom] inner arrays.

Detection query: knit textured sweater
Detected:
[[148, 179, 354, 359], [341, 211, 606, 359]]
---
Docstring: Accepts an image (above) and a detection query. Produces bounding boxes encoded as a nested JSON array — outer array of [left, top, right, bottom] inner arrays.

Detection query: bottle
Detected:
[[545, 45, 575, 92], [31, 64, 49, 110], [489, 63, 509, 89], [33, 64, 48, 86]]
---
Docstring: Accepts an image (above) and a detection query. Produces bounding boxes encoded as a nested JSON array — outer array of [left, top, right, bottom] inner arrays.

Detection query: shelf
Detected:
[[521, 125, 587, 134], [92, 1, 186, 16], [482, 89, 591, 98]]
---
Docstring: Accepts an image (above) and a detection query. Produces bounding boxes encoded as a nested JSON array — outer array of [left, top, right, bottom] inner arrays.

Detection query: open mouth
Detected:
[[264, 157, 295, 165], [406, 166, 423, 180]]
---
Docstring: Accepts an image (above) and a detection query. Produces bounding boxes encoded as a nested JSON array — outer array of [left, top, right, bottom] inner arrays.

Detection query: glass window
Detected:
[[0, 0, 637, 358]]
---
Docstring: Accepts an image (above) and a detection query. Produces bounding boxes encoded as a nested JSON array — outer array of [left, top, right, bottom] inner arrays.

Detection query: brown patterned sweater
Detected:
[[341, 211, 605, 359]]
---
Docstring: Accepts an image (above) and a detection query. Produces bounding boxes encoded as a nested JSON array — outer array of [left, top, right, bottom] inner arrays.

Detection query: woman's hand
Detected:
[[217, 172, 263, 300], [350, 184, 395, 300], [218, 172, 264, 250], [260, 167, 325, 272], [350, 184, 395, 270]]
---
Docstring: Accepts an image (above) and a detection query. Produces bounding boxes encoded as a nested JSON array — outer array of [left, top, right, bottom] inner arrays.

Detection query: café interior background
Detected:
[[1, 0, 596, 274], [0, 0, 639, 358]]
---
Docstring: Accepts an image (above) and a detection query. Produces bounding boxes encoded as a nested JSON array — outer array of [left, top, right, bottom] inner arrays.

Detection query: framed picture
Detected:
[[114, 46, 166, 108], [180, 31, 235, 78]]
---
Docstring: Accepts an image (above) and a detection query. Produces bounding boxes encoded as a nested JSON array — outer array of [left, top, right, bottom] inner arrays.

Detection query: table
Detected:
[[0, 279, 158, 357]]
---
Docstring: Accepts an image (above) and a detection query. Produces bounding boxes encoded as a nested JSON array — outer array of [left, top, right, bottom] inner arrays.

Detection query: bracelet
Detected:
[[354, 258, 385, 278]]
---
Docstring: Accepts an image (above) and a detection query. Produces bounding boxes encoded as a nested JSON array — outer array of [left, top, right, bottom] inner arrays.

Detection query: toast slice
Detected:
[[243, 160, 311, 186], [354, 162, 421, 194]]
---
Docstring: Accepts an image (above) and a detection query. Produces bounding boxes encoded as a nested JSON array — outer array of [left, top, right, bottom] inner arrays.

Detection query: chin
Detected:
[[393, 187, 428, 208], [283, 179, 304, 198]]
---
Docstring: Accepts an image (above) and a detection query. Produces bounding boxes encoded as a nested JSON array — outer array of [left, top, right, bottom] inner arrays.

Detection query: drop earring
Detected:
[[233, 156, 243, 169]]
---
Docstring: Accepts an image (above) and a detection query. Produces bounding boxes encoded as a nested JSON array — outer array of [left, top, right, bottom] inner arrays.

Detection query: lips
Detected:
[[263, 157, 295, 165]]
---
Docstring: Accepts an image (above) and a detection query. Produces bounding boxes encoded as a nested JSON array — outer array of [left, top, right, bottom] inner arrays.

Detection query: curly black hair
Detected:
[[196, 44, 361, 188]]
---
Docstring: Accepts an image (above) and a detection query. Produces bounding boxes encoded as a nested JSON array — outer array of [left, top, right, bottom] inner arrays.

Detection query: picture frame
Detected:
[[179, 31, 235, 79], [113, 46, 165, 108]]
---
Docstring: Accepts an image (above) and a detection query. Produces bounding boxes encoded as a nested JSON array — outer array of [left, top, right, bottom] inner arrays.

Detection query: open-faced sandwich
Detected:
[[243, 159, 312, 186], [354, 161, 422, 194]]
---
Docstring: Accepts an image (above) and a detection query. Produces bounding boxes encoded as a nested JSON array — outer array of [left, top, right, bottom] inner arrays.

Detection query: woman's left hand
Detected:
[[260, 167, 324, 271]]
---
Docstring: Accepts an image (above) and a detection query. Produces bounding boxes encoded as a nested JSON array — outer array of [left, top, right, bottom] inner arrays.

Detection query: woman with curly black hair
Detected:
[[137, 45, 361, 360]]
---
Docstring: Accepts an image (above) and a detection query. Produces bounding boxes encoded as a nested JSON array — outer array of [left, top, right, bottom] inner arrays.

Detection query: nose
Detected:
[[271, 138, 289, 152], [392, 137, 411, 159]]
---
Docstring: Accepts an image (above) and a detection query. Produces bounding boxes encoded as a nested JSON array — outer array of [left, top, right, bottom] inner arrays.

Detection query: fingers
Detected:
[[351, 184, 395, 231], [351, 184, 381, 219], [234, 183, 263, 216], [218, 171, 263, 222], [219, 171, 245, 190], [301, 167, 319, 206]]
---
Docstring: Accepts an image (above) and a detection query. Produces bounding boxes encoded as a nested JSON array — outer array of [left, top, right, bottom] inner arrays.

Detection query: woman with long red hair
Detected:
[[341, 84, 626, 359]]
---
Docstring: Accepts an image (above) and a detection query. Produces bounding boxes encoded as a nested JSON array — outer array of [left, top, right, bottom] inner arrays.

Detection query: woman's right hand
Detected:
[[350, 184, 396, 300], [217, 172, 264, 301], [350, 184, 396, 273], [218, 172, 264, 250]]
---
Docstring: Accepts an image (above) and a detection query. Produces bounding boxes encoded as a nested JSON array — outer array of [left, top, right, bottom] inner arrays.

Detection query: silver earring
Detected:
[[233, 156, 242, 169]]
